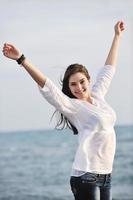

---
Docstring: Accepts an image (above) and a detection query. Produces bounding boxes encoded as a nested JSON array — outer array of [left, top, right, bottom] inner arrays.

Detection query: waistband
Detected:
[[92, 172, 111, 178], [71, 172, 111, 178]]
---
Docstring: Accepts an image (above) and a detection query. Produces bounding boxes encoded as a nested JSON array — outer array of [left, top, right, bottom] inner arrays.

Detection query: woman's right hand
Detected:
[[2, 43, 21, 60]]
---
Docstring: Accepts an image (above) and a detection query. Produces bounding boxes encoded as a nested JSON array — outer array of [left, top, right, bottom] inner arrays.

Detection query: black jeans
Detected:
[[70, 172, 112, 200]]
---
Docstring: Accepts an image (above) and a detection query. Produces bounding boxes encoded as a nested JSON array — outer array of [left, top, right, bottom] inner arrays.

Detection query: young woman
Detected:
[[2, 21, 125, 200]]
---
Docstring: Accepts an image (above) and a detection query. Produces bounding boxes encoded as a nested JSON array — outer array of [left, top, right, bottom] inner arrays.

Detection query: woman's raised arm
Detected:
[[2, 43, 46, 88], [105, 21, 125, 67]]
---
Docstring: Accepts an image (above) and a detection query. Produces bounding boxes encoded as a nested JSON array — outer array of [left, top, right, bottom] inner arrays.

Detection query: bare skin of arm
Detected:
[[21, 59, 46, 88], [2, 43, 46, 88], [105, 21, 125, 67]]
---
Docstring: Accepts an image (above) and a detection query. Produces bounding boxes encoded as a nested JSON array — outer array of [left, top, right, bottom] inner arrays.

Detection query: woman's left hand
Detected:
[[114, 21, 125, 36]]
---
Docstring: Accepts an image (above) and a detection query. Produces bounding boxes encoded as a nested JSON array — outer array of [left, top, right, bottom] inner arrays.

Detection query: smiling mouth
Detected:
[[75, 89, 86, 95]]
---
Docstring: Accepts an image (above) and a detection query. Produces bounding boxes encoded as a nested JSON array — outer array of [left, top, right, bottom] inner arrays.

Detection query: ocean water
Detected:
[[0, 125, 133, 200]]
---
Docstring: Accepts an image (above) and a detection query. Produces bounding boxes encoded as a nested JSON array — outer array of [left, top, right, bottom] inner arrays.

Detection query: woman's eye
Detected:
[[80, 80, 84, 84], [71, 83, 76, 86]]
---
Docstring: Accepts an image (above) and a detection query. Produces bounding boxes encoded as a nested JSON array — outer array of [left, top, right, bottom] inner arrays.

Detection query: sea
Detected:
[[0, 125, 133, 200]]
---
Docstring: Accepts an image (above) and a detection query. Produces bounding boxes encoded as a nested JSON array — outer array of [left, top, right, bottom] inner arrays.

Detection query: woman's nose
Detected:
[[76, 83, 82, 91]]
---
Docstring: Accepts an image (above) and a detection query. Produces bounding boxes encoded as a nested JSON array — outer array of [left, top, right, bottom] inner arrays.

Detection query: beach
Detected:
[[0, 125, 133, 199]]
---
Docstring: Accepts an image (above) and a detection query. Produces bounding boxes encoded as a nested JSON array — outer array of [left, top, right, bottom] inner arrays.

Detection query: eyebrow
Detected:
[[70, 78, 85, 84]]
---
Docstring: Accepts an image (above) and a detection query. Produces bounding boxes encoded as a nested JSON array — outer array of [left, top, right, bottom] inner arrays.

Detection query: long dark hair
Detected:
[[53, 63, 90, 135]]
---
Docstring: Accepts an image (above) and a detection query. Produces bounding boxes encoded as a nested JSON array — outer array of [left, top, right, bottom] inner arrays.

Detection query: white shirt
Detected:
[[38, 65, 116, 175]]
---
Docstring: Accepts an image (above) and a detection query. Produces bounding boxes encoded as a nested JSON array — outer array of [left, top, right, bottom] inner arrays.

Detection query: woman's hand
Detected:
[[2, 43, 21, 60], [114, 21, 125, 36]]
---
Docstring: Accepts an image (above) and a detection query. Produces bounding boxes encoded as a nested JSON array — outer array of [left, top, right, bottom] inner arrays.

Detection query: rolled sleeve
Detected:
[[38, 77, 77, 116], [92, 65, 116, 97]]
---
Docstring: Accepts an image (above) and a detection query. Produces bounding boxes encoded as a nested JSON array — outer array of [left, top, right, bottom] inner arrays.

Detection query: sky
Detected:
[[0, 0, 133, 132]]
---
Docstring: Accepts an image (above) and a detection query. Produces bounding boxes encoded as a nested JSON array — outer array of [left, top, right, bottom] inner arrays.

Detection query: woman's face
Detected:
[[68, 72, 90, 101]]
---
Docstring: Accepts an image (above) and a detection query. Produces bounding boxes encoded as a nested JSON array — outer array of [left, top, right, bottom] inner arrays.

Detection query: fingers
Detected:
[[3, 48, 9, 57], [119, 21, 125, 31], [2, 42, 21, 60], [3, 50, 8, 57], [4, 43, 15, 49], [2, 43, 12, 57], [3, 45, 10, 52], [114, 20, 125, 35], [3, 43, 11, 52], [117, 21, 125, 31]]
